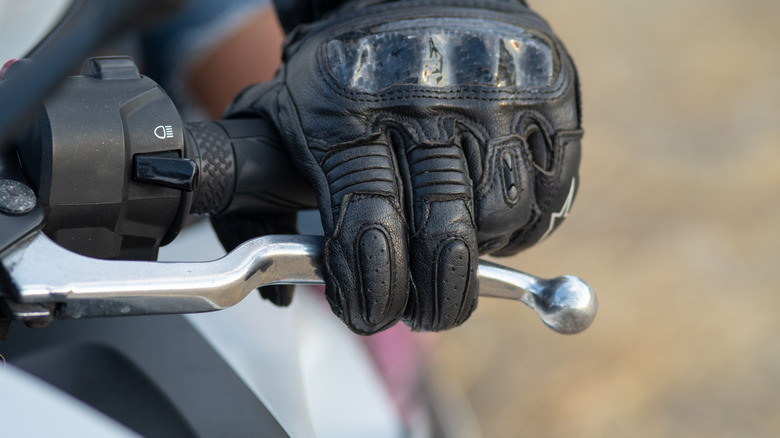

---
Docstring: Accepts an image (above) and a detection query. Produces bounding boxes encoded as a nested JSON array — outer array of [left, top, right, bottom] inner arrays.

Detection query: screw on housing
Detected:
[[0, 179, 36, 215]]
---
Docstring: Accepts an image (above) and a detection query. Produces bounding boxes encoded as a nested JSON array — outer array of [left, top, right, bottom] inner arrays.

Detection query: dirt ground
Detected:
[[432, 1, 780, 437]]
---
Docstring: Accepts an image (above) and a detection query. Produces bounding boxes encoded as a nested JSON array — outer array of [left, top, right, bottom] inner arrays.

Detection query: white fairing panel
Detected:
[[0, 0, 71, 60], [158, 219, 404, 438]]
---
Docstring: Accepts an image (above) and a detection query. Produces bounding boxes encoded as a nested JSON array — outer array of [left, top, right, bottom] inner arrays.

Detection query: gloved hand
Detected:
[[225, 0, 583, 334]]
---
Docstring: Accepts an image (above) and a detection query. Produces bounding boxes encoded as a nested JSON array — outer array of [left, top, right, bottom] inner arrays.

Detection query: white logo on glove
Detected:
[[541, 177, 576, 241]]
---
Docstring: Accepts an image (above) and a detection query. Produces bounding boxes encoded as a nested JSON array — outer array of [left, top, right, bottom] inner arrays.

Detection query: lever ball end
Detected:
[[528, 275, 597, 335]]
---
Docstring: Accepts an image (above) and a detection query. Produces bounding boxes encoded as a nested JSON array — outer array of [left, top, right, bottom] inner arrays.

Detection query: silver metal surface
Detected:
[[478, 260, 597, 334], [2, 233, 596, 334], [3, 233, 324, 319]]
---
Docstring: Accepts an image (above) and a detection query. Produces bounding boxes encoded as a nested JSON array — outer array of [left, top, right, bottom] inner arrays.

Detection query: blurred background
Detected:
[[3, 0, 780, 437], [432, 1, 780, 437]]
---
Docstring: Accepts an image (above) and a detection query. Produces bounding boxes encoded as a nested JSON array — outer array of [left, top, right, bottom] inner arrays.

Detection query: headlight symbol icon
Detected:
[[154, 125, 174, 139]]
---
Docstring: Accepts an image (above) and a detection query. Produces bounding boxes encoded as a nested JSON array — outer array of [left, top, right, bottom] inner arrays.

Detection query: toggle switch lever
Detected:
[[133, 153, 198, 191]]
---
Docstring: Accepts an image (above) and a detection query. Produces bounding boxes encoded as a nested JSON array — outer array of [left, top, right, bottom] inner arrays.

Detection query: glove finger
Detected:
[[397, 134, 479, 332], [485, 127, 582, 256], [210, 211, 297, 307], [320, 143, 409, 335], [472, 133, 539, 254]]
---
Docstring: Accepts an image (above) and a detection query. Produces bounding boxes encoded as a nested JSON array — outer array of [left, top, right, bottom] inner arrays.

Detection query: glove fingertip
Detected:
[[323, 195, 410, 335]]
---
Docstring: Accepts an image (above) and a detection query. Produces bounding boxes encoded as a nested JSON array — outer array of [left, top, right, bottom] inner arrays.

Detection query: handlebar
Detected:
[[0, 56, 597, 336]]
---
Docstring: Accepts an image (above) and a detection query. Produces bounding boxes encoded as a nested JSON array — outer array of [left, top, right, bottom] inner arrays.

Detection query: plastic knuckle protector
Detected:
[[226, 0, 582, 334]]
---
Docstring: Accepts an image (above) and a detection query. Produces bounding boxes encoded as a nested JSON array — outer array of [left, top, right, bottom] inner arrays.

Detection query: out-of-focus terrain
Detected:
[[433, 1, 780, 437]]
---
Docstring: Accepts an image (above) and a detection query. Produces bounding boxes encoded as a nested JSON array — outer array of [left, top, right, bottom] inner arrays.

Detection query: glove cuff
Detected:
[[273, 0, 528, 34]]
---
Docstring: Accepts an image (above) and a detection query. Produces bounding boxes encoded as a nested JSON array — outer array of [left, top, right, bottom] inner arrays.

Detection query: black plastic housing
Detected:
[[18, 57, 193, 260]]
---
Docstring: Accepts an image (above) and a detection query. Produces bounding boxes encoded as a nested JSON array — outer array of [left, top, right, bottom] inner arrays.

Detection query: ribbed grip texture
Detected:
[[186, 122, 235, 215]]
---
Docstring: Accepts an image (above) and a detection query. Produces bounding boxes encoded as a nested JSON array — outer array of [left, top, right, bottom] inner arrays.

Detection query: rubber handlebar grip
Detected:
[[186, 119, 317, 215]]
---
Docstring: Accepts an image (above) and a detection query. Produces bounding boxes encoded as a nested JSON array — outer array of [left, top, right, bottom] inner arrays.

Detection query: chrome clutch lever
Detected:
[[1, 233, 596, 334]]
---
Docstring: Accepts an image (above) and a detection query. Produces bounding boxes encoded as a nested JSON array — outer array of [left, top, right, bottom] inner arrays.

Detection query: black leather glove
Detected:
[[225, 0, 583, 334]]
